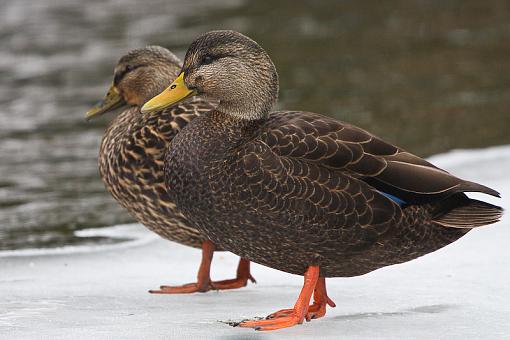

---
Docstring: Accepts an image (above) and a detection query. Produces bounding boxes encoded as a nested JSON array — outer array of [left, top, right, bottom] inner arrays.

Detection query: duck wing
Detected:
[[236, 139, 401, 251], [263, 111, 500, 204]]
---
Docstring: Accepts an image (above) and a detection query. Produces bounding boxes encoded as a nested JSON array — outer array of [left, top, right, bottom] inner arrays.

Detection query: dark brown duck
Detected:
[[86, 46, 255, 294], [142, 31, 503, 330]]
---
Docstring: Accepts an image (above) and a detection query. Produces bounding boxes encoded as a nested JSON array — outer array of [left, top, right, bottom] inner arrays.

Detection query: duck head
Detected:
[[142, 30, 279, 120], [86, 46, 182, 120]]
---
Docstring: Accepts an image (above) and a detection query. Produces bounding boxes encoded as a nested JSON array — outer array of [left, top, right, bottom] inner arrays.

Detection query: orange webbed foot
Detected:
[[239, 312, 305, 331], [150, 270, 256, 294], [149, 241, 255, 295], [235, 266, 330, 331], [211, 275, 256, 290], [149, 281, 213, 294], [264, 277, 335, 322]]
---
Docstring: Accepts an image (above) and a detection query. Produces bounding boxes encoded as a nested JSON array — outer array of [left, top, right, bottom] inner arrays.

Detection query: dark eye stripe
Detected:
[[201, 53, 234, 65], [113, 64, 146, 85]]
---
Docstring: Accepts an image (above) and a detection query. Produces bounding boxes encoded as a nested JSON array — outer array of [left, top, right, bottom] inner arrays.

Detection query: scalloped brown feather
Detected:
[[262, 111, 500, 204]]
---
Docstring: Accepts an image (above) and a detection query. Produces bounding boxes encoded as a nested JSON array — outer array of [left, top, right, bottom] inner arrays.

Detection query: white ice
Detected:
[[1, 145, 509, 339]]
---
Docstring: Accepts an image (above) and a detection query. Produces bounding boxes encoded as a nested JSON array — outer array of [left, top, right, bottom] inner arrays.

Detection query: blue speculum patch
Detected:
[[379, 191, 407, 206]]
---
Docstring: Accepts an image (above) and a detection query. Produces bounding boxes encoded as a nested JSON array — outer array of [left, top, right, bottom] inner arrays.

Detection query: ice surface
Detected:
[[1, 145, 509, 339]]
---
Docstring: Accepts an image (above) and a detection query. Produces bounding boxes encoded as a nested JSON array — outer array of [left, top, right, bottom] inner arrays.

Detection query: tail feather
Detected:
[[459, 180, 501, 198], [433, 198, 503, 228]]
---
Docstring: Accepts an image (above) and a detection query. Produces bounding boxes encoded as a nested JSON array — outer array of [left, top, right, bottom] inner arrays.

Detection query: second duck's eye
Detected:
[[202, 55, 214, 65]]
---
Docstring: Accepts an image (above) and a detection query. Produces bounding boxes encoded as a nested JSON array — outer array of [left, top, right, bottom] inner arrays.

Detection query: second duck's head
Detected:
[[86, 46, 182, 120], [142, 30, 279, 120]]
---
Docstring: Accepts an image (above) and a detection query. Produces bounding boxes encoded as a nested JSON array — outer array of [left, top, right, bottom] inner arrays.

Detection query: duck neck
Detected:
[[215, 68, 279, 121], [196, 110, 264, 155], [216, 99, 271, 121], [211, 110, 263, 136]]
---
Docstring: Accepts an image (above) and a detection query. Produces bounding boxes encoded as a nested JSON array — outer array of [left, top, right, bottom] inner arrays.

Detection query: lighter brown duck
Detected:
[[86, 46, 255, 294]]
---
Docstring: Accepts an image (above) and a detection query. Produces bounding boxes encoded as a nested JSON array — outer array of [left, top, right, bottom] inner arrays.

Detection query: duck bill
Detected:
[[141, 72, 196, 113], [85, 84, 126, 121]]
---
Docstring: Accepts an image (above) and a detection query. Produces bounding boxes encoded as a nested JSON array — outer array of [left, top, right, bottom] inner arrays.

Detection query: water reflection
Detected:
[[0, 0, 509, 250]]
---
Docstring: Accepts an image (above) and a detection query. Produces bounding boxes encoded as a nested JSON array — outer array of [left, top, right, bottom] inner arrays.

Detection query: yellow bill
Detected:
[[141, 72, 196, 113], [85, 83, 126, 121]]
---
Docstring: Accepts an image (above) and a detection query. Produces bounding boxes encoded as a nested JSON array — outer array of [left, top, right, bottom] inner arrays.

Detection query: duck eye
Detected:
[[125, 65, 134, 72], [202, 55, 214, 65]]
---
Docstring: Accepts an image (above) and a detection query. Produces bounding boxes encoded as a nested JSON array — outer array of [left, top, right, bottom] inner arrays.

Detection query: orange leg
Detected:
[[306, 277, 336, 320], [238, 265, 321, 331], [149, 240, 255, 294], [266, 277, 336, 321]]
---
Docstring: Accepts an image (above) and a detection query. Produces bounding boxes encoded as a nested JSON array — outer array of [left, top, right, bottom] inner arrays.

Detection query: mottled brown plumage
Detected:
[[142, 31, 503, 329], [100, 102, 210, 246], [87, 46, 255, 293]]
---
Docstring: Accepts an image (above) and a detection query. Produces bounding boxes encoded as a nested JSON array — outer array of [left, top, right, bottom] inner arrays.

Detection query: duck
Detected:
[[141, 31, 503, 331], [85, 46, 255, 294]]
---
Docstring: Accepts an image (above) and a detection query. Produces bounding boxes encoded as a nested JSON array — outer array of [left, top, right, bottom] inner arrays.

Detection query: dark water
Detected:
[[1, 0, 509, 250]]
